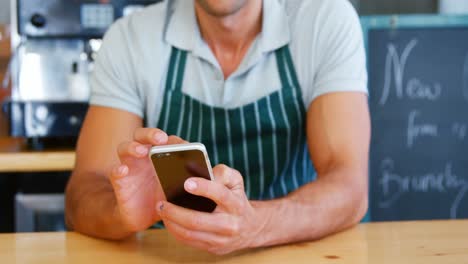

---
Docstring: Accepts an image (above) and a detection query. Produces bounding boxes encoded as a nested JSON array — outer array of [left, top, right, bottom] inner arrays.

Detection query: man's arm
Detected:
[[251, 92, 370, 246], [65, 106, 166, 239]]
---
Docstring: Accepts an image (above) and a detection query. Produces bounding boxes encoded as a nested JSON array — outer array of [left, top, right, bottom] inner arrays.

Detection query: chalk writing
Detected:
[[379, 158, 468, 219], [463, 52, 468, 103], [452, 123, 467, 140], [406, 78, 442, 101], [407, 110, 438, 148], [380, 39, 442, 105]]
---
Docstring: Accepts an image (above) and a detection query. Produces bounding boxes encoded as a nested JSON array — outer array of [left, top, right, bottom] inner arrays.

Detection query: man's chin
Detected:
[[195, 0, 247, 18]]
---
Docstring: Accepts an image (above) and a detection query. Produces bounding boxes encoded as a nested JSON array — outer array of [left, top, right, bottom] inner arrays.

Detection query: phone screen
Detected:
[[151, 149, 217, 212]]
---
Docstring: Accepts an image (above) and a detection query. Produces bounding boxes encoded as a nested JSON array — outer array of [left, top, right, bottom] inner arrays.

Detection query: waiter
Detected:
[[66, 0, 370, 255]]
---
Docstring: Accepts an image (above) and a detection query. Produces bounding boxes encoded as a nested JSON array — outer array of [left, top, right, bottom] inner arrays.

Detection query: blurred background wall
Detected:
[[0, 0, 443, 23], [0, 1, 10, 137], [0, 1, 9, 23], [355, 0, 438, 14]]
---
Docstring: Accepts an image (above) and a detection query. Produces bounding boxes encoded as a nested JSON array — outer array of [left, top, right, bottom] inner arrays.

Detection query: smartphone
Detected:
[[150, 143, 217, 213]]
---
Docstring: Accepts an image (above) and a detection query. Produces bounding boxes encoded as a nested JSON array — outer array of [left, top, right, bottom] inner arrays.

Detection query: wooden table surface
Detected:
[[0, 138, 75, 172], [1, 220, 467, 264]]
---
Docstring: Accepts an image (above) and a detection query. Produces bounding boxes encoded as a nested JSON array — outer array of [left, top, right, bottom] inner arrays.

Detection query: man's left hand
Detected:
[[157, 164, 266, 255]]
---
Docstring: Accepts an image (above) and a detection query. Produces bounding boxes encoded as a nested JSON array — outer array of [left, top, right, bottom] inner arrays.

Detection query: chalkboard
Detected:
[[362, 15, 468, 221]]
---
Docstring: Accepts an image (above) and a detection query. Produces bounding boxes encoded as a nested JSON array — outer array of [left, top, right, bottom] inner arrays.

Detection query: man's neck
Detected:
[[194, 0, 263, 78]]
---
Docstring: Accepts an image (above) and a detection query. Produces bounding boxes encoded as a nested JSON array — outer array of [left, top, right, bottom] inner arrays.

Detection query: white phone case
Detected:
[[149, 143, 215, 180]]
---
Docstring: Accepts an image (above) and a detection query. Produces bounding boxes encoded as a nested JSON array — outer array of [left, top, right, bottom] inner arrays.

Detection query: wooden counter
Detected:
[[0, 138, 75, 172], [1, 220, 467, 263]]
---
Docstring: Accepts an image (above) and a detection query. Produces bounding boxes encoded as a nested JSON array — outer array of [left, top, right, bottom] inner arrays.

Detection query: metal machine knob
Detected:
[[30, 13, 47, 28], [69, 115, 80, 127]]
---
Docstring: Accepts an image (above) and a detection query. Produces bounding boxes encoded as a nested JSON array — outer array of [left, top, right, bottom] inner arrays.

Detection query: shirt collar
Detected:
[[164, 0, 291, 55], [259, 0, 291, 53], [164, 0, 200, 52]]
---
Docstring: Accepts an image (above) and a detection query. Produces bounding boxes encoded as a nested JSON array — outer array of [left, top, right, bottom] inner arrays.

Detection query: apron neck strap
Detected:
[[166, 47, 189, 93], [275, 46, 301, 89]]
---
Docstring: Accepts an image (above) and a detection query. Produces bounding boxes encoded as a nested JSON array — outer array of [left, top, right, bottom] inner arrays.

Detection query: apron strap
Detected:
[[159, 47, 188, 131], [174, 49, 188, 93], [165, 47, 189, 93], [284, 47, 302, 91], [275, 46, 306, 111], [165, 47, 180, 92], [275, 47, 290, 88], [275, 47, 302, 93]]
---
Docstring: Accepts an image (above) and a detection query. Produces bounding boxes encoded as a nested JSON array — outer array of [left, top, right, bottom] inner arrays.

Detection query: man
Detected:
[[66, 0, 370, 255]]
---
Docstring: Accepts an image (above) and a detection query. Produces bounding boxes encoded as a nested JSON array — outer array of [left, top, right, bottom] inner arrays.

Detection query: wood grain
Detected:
[[0, 220, 467, 263], [0, 151, 75, 172], [0, 138, 75, 172]]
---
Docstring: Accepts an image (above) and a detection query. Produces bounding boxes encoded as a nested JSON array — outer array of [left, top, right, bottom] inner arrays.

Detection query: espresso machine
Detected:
[[4, 0, 161, 149]]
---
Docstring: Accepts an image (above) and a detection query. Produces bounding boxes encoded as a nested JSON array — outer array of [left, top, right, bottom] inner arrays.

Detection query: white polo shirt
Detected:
[[90, 0, 368, 127]]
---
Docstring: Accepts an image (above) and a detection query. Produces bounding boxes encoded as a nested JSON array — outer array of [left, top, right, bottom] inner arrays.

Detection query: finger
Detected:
[[167, 135, 188, 145], [212, 165, 244, 191], [164, 218, 230, 251], [133, 128, 168, 146], [169, 229, 213, 253], [109, 164, 129, 181], [165, 220, 219, 253], [117, 141, 149, 159], [184, 177, 243, 214], [109, 164, 136, 202], [109, 164, 161, 231], [158, 201, 239, 236]]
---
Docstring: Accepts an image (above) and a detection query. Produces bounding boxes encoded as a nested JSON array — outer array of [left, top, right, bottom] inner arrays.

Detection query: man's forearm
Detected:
[[65, 172, 134, 240], [250, 167, 368, 248]]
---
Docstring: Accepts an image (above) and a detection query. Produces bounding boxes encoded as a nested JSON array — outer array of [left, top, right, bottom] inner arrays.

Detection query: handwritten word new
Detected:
[[380, 39, 442, 106]]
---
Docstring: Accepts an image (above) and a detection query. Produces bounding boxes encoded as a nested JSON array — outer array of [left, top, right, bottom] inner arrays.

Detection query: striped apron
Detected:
[[157, 46, 316, 200]]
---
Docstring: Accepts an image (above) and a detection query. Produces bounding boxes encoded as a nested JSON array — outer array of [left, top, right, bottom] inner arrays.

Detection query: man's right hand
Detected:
[[66, 106, 191, 239], [109, 128, 186, 233]]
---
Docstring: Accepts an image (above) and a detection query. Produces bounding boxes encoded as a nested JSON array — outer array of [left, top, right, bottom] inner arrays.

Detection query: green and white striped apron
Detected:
[[157, 46, 316, 200]]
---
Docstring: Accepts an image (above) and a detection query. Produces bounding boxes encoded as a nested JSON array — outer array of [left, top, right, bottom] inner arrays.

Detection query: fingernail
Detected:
[[136, 146, 148, 155], [118, 165, 128, 175], [154, 133, 166, 144], [185, 180, 197, 191], [157, 202, 164, 211]]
